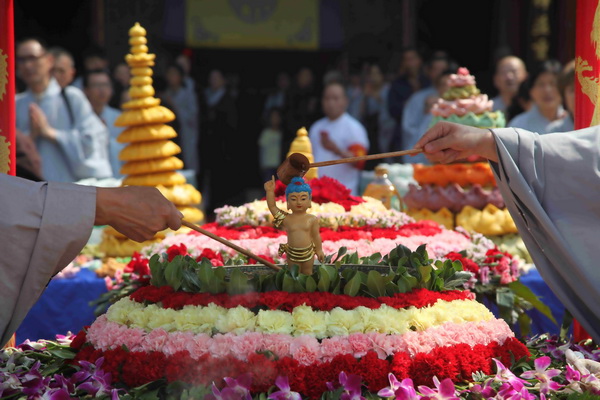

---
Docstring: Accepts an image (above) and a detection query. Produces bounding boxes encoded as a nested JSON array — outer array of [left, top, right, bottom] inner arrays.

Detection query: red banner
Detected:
[[0, 0, 15, 175], [575, 0, 600, 130]]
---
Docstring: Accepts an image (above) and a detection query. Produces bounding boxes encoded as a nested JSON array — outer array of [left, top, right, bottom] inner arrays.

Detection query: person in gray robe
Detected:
[[0, 174, 183, 346], [414, 121, 600, 343]]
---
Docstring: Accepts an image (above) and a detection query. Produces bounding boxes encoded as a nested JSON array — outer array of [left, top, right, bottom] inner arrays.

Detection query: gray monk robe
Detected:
[[489, 126, 600, 343], [0, 174, 96, 346]]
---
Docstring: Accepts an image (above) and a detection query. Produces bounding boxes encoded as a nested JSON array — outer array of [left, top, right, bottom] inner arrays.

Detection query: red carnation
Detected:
[[124, 252, 150, 276], [389, 352, 412, 380], [445, 252, 480, 274], [167, 243, 188, 261], [354, 351, 391, 392], [121, 351, 167, 387], [69, 327, 88, 350]]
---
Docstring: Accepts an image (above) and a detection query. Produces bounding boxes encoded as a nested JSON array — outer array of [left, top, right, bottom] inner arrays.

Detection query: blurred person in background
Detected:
[[49, 46, 76, 88], [547, 60, 575, 133], [110, 62, 130, 109], [387, 47, 430, 154], [258, 107, 283, 182], [16, 38, 112, 182], [507, 59, 568, 134], [263, 71, 290, 120], [401, 51, 452, 163], [360, 63, 395, 168], [505, 80, 532, 122], [83, 68, 125, 179], [491, 55, 528, 114], [284, 66, 320, 151], [72, 45, 109, 90], [199, 69, 238, 219], [309, 81, 369, 195], [162, 63, 200, 175]]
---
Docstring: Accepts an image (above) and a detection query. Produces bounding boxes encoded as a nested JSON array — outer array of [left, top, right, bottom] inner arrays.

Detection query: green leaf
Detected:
[[321, 264, 337, 282], [508, 281, 557, 324], [343, 274, 362, 296], [366, 270, 386, 297], [149, 254, 165, 287], [46, 347, 76, 360], [385, 281, 400, 295], [197, 261, 214, 290], [282, 274, 297, 293], [517, 312, 532, 338], [367, 252, 382, 265], [496, 287, 515, 308], [181, 269, 201, 292], [305, 275, 317, 292], [317, 271, 331, 292], [227, 268, 248, 295], [397, 276, 410, 293], [341, 268, 357, 282], [418, 265, 432, 285], [164, 256, 183, 291], [333, 247, 347, 263]]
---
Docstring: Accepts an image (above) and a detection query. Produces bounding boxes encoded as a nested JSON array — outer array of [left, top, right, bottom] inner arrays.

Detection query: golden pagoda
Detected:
[[287, 126, 317, 180], [98, 22, 203, 257]]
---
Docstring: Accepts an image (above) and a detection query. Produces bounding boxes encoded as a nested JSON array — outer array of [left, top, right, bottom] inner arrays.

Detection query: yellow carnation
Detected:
[[292, 305, 329, 338], [256, 310, 294, 334], [215, 306, 257, 334], [327, 307, 365, 336]]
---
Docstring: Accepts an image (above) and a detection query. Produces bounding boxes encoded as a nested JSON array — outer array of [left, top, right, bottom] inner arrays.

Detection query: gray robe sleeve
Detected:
[[0, 174, 96, 346], [490, 126, 600, 342]]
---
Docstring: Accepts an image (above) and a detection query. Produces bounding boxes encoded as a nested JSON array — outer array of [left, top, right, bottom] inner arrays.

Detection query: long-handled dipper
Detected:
[[276, 148, 423, 184], [181, 219, 281, 271]]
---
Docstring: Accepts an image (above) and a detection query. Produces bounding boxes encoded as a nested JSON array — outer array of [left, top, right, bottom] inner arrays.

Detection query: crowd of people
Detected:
[[13, 38, 576, 206]]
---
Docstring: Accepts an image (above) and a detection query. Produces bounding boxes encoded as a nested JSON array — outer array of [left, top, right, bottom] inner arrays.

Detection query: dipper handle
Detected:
[[309, 148, 423, 168], [181, 220, 281, 271]]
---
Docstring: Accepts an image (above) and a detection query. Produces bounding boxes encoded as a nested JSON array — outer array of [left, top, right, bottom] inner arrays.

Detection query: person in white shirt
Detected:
[[15, 38, 112, 182], [309, 82, 369, 195], [491, 55, 528, 114], [83, 68, 126, 178], [507, 59, 568, 134]]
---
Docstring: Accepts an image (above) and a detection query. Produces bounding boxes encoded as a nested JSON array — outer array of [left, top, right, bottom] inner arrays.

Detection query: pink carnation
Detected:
[[209, 333, 236, 357], [230, 332, 265, 361], [140, 328, 170, 352], [347, 332, 373, 358], [320, 336, 353, 362], [290, 335, 321, 366], [262, 333, 293, 358]]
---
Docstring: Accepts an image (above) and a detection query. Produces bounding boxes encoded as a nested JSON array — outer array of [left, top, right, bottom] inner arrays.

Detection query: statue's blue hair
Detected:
[[286, 176, 312, 199]]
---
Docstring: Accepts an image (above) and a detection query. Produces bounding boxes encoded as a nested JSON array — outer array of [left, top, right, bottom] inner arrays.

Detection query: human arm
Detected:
[[95, 186, 183, 242], [49, 88, 113, 180], [311, 216, 324, 262], [414, 121, 498, 164], [319, 131, 368, 169]]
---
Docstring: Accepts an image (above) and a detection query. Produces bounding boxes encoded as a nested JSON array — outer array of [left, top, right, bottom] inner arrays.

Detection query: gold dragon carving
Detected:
[[576, 1, 600, 127]]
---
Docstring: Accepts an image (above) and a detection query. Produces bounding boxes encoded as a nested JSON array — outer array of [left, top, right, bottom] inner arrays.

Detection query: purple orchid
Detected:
[[268, 376, 301, 400], [377, 373, 418, 400], [492, 358, 531, 387], [338, 371, 365, 400], [520, 356, 563, 394], [207, 373, 253, 400], [417, 376, 460, 400], [496, 380, 536, 400]]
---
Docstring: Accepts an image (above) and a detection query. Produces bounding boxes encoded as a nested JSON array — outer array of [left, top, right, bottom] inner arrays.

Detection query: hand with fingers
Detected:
[[95, 186, 183, 242], [414, 121, 498, 164]]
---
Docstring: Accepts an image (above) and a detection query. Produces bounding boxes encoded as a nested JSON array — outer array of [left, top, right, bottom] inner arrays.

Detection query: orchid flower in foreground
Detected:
[[268, 376, 301, 400], [377, 373, 418, 400], [520, 356, 563, 394], [417, 376, 460, 400]]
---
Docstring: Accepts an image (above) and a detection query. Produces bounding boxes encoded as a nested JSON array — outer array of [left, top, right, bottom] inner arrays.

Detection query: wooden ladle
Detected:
[[276, 148, 423, 184], [181, 220, 281, 271]]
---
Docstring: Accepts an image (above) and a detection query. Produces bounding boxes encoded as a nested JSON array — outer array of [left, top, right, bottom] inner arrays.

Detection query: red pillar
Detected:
[[572, 0, 598, 343], [0, 0, 15, 176]]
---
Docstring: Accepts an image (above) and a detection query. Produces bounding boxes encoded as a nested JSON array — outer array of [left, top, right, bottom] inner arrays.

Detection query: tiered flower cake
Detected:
[[74, 170, 530, 398], [98, 22, 203, 257], [404, 68, 530, 262]]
